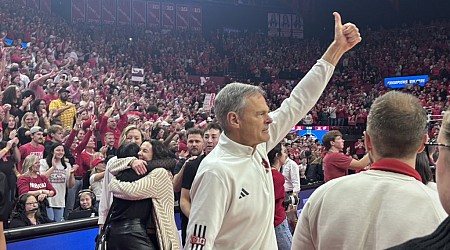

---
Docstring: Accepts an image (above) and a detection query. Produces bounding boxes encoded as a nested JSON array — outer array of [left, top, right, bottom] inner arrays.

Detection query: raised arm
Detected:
[[267, 12, 361, 150]]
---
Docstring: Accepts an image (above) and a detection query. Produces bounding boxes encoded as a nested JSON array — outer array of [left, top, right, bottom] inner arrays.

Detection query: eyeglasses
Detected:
[[25, 202, 38, 206], [425, 142, 450, 156]]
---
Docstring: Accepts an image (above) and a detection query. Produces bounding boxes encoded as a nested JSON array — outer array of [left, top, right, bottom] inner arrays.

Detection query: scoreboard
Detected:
[[292, 126, 329, 143]]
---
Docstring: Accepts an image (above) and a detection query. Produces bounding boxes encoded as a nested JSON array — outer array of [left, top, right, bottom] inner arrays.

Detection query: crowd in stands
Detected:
[[0, 0, 448, 231]]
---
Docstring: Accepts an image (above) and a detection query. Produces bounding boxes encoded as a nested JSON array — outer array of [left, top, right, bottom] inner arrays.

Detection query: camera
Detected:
[[283, 194, 299, 210]]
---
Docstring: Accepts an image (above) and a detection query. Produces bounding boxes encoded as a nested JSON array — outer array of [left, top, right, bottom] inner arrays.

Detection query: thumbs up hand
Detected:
[[333, 12, 362, 53]]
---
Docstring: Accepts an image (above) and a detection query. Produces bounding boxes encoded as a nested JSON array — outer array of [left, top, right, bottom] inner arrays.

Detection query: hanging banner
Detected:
[[117, 0, 131, 25], [26, 0, 39, 10], [280, 13, 292, 37], [146, 1, 160, 28], [86, 0, 101, 24], [291, 14, 304, 39], [102, 0, 116, 24], [161, 3, 175, 29], [72, 0, 86, 23], [40, 0, 52, 14], [132, 0, 146, 26], [268, 13, 279, 37], [189, 6, 202, 32], [176, 4, 189, 30]]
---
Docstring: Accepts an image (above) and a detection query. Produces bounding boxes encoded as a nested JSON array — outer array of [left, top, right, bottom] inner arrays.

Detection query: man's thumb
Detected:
[[333, 12, 342, 29]]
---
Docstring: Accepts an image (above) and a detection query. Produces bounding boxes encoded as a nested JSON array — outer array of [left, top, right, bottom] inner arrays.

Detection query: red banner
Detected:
[[40, 0, 51, 14], [161, 3, 175, 29], [26, 0, 39, 9], [86, 0, 101, 23], [102, 0, 116, 24], [189, 6, 202, 31], [176, 4, 189, 30], [132, 0, 146, 26], [146, 2, 160, 28], [117, 0, 131, 25], [72, 0, 86, 23]]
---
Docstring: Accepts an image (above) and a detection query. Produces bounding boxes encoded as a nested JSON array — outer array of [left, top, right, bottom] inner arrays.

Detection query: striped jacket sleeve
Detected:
[[109, 168, 169, 200], [108, 157, 136, 175]]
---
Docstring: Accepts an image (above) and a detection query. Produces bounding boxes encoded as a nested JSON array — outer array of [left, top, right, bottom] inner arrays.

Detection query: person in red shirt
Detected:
[[322, 130, 370, 182], [42, 82, 58, 107], [18, 126, 45, 173], [354, 138, 366, 159], [17, 154, 56, 217], [98, 102, 128, 148], [268, 143, 292, 250]]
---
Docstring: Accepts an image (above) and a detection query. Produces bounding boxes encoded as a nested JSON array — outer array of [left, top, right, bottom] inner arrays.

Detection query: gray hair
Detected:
[[214, 82, 265, 132], [367, 91, 427, 159]]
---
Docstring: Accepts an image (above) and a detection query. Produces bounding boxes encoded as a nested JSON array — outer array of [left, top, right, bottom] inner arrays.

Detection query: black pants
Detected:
[[107, 219, 157, 250]]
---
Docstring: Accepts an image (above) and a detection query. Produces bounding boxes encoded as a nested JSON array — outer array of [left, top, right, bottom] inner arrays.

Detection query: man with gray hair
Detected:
[[292, 91, 447, 249], [185, 12, 362, 250]]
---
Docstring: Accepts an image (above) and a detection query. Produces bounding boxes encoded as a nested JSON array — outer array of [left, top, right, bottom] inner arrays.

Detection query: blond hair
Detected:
[[22, 155, 40, 174], [367, 91, 427, 158]]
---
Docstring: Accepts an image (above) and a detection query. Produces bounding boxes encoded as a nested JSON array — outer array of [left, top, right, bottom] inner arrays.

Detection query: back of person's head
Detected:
[[441, 111, 450, 145], [415, 151, 433, 185], [149, 139, 170, 160], [117, 142, 140, 158], [184, 121, 195, 130], [21, 90, 35, 100], [322, 130, 343, 151], [367, 91, 427, 159], [214, 82, 264, 132], [268, 143, 283, 166]]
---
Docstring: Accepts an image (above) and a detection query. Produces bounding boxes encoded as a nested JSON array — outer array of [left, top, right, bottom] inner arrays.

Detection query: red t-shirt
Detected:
[[75, 151, 95, 178], [323, 151, 353, 182], [17, 174, 56, 195], [354, 142, 365, 155], [272, 169, 286, 227], [18, 143, 45, 173]]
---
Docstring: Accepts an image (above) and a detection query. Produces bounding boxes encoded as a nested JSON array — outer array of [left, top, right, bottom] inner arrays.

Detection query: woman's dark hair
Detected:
[[10, 193, 52, 227], [117, 143, 140, 158], [148, 139, 170, 160], [2, 85, 20, 105], [151, 126, 168, 140], [46, 142, 68, 169], [21, 89, 35, 100], [268, 143, 283, 166], [31, 99, 46, 115], [415, 151, 434, 185], [13, 193, 34, 215]]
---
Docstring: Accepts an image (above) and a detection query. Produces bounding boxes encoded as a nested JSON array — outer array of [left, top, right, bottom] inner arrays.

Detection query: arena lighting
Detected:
[[129, 37, 133, 41]]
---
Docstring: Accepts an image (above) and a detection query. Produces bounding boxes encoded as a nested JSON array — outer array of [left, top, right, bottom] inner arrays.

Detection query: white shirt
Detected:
[[185, 59, 335, 250], [89, 173, 104, 201], [282, 158, 301, 193], [293, 170, 447, 250], [39, 159, 72, 208]]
